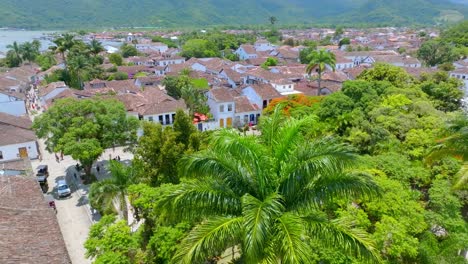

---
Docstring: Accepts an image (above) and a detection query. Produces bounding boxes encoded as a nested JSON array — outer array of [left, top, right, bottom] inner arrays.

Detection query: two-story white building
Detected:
[[207, 88, 236, 128]]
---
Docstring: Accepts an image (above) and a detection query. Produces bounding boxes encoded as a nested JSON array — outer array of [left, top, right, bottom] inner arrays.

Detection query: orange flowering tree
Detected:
[[263, 94, 322, 117]]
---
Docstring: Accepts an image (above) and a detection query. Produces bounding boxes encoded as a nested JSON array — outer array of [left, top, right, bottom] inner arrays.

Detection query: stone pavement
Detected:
[[31, 135, 133, 264]]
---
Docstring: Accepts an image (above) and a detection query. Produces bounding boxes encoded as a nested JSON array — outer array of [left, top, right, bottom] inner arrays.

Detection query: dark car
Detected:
[[36, 165, 49, 183]]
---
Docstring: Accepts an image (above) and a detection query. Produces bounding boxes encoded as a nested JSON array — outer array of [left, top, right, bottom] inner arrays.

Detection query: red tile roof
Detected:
[[0, 175, 71, 264]]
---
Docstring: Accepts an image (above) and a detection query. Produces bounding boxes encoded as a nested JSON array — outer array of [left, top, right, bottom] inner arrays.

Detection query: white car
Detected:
[[57, 180, 71, 198]]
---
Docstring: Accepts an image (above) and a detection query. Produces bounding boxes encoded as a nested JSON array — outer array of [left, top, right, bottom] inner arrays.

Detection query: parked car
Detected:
[[56, 180, 71, 198], [36, 165, 49, 183]]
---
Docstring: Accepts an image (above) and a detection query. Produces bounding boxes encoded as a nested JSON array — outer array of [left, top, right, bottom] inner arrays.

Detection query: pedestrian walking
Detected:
[[55, 153, 60, 163], [60, 151, 64, 160], [117, 155, 121, 161], [96, 164, 100, 174]]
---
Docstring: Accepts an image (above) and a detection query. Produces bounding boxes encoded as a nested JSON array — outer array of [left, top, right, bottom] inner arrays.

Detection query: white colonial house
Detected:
[[449, 68, 468, 94], [271, 80, 302, 96], [233, 96, 261, 127], [154, 56, 185, 67], [254, 40, 274, 52], [334, 55, 355, 70], [241, 83, 283, 110], [235, 45, 258, 60], [0, 113, 39, 162], [207, 87, 236, 128], [135, 42, 169, 53]]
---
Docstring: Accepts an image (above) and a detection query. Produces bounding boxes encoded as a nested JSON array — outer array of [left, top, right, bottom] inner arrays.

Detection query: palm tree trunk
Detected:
[[318, 71, 322, 96], [120, 192, 128, 222]]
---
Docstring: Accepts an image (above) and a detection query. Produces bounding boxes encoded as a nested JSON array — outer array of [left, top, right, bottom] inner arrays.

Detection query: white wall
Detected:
[[272, 83, 294, 93], [242, 86, 264, 109], [0, 141, 39, 161], [144, 112, 176, 125]]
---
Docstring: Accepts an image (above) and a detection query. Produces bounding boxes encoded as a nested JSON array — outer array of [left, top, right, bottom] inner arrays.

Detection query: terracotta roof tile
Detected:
[[247, 83, 282, 100], [234, 96, 260, 113], [0, 175, 71, 264], [209, 87, 235, 102]]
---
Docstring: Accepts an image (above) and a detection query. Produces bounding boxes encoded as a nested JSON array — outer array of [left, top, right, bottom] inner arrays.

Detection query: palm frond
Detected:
[[273, 213, 313, 264], [272, 116, 316, 162], [172, 216, 243, 264], [297, 171, 381, 209], [163, 177, 242, 220], [304, 215, 382, 263], [242, 193, 284, 263], [89, 179, 120, 213], [279, 138, 357, 204], [453, 164, 468, 190], [179, 152, 259, 196]]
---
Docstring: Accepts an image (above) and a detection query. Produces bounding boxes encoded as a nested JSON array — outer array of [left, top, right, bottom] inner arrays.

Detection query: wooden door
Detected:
[[219, 118, 224, 128], [19, 147, 28, 158], [226, 117, 232, 128]]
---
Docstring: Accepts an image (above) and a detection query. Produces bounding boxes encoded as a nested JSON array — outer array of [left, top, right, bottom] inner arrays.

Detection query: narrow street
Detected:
[[31, 139, 93, 264], [30, 136, 135, 264]]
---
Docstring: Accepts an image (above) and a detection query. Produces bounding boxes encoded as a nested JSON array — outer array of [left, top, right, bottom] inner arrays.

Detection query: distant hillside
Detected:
[[0, 0, 466, 29]]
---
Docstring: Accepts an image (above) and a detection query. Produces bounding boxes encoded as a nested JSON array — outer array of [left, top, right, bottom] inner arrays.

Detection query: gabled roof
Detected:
[[239, 44, 256, 54], [114, 88, 186, 115], [234, 96, 260, 113], [209, 87, 235, 102], [0, 175, 71, 264], [38, 81, 68, 97], [0, 113, 36, 146], [245, 83, 282, 100]]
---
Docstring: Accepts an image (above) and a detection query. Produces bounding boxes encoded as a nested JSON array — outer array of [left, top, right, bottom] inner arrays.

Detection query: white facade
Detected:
[[155, 58, 185, 67], [235, 46, 258, 60], [450, 71, 468, 95], [0, 141, 39, 162], [335, 62, 354, 70], [254, 41, 274, 52], [272, 82, 295, 94], [143, 112, 176, 125], [135, 43, 169, 53]]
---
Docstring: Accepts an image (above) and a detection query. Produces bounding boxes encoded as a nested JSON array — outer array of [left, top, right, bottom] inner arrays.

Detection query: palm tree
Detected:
[[428, 114, 468, 189], [68, 54, 90, 89], [87, 39, 104, 56], [306, 49, 336, 95], [51, 33, 75, 67], [19, 41, 39, 66], [89, 160, 137, 221], [160, 107, 381, 263], [6, 41, 22, 66]]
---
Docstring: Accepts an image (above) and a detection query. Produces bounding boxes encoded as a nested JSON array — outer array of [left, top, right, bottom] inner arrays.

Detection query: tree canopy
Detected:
[[32, 98, 139, 180]]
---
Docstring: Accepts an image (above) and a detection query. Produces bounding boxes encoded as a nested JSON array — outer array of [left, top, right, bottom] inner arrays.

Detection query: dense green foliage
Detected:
[[2, 40, 41, 67], [45, 34, 106, 88], [418, 21, 468, 66], [84, 62, 468, 263], [32, 98, 139, 180], [162, 72, 210, 114], [0, 0, 466, 29]]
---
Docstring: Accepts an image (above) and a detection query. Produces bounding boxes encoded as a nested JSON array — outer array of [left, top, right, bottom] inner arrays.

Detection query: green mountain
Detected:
[[0, 0, 466, 29]]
